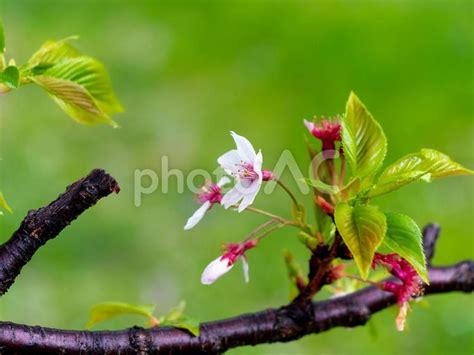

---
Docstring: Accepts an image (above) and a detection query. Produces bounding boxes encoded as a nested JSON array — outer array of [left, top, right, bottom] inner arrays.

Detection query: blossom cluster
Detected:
[[373, 253, 424, 330], [185, 119, 342, 285]]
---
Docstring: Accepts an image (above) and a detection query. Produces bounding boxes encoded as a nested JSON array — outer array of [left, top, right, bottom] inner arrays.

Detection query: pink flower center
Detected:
[[220, 240, 257, 266], [234, 162, 259, 182], [373, 253, 423, 305], [197, 183, 223, 204], [309, 118, 342, 152]]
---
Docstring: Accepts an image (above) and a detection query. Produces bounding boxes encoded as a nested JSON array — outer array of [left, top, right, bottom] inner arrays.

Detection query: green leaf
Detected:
[[0, 191, 13, 215], [86, 302, 156, 329], [0, 66, 20, 89], [162, 301, 186, 322], [29, 56, 123, 126], [160, 301, 200, 336], [342, 92, 387, 181], [161, 316, 200, 337], [338, 177, 361, 202], [334, 202, 387, 279], [382, 212, 428, 283], [300, 178, 339, 194], [26, 36, 80, 71], [369, 149, 474, 198]]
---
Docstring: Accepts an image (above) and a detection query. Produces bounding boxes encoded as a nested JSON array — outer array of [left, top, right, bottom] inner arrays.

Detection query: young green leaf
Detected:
[[369, 149, 474, 198], [0, 191, 13, 215], [29, 56, 123, 126], [338, 177, 361, 202], [334, 202, 387, 279], [283, 249, 308, 300], [161, 316, 200, 337], [382, 212, 428, 283], [0, 66, 20, 89], [160, 301, 200, 336], [342, 92, 387, 182], [300, 178, 340, 194], [26, 37, 80, 71], [86, 302, 156, 329]]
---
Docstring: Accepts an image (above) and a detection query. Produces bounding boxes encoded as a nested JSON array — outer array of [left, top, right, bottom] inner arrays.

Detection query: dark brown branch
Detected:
[[0, 262, 472, 354], [0, 171, 471, 354], [423, 223, 441, 264], [0, 169, 119, 295]]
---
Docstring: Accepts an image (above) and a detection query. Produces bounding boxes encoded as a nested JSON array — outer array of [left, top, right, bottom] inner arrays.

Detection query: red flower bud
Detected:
[[316, 195, 334, 214]]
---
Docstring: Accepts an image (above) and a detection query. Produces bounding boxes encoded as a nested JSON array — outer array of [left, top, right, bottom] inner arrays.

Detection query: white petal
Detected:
[[242, 256, 250, 283], [184, 201, 211, 230], [217, 149, 241, 175], [304, 119, 314, 133], [221, 186, 244, 209], [217, 176, 231, 187], [201, 256, 234, 285], [230, 131, 256, 162], [237, 182, 261, 212]]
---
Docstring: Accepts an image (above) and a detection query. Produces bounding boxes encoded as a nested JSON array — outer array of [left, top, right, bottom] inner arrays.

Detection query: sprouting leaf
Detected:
[[159, 301, 200, 336], [86, 302, 156, 329], [341, 92, 387, 182], [369, 149, 474, 198], [29, 56, 123, 126], [291, 202, 306, 225], [382, 212, 428, 283], [283, 249, 307, 300], [0, 191, 13, 215], [0, 18, 5, 54], [300, 178, 339, 194], [420, 149, 473, 177], [338, 177, 361, 202], [0, 66, 20, 89], [298, 231, 318, 250], [161, 316, 200, 337], [334, 202, 386, 279], [25, 36, 80, 72], [162, 301, 186, 322]]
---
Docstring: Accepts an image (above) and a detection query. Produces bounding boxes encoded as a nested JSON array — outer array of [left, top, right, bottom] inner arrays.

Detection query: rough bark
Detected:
[[0, 169, 119, 295]]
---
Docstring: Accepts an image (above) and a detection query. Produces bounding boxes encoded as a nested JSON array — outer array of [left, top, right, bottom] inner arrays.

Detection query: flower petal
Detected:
[[184, 201, 211, 230], [217, 176, 231, 188], [237, 182, 261, 212], [201, 256, 234, 285], [242, 255, 250, 283], [304, 119, 315, 133], [217, 149, 241, 175], [230, 131, 256, 162], [221, 186, 244, 209]]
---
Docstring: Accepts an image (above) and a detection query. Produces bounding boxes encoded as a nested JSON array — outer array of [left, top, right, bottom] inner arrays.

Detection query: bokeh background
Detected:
[[0, 1, 473, 354]]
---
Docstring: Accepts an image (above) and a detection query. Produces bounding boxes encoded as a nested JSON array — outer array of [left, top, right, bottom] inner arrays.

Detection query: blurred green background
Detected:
[[0, 1, 473, 354]]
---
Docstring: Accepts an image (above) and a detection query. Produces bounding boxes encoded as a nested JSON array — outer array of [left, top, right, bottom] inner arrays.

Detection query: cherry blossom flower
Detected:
[[304, 117, 341, 152], [218, 132, 273, 212], [184, 176, 230, 230], [201, 240, 257, 285], [373, 253, 423, 331]]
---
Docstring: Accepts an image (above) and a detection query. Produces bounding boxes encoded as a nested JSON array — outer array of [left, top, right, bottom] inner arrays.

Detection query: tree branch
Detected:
[[0, 170, 471, 354], [0, 262, 471, 354], [423, 223, 441, 264], [0, 169, 119, 295]]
